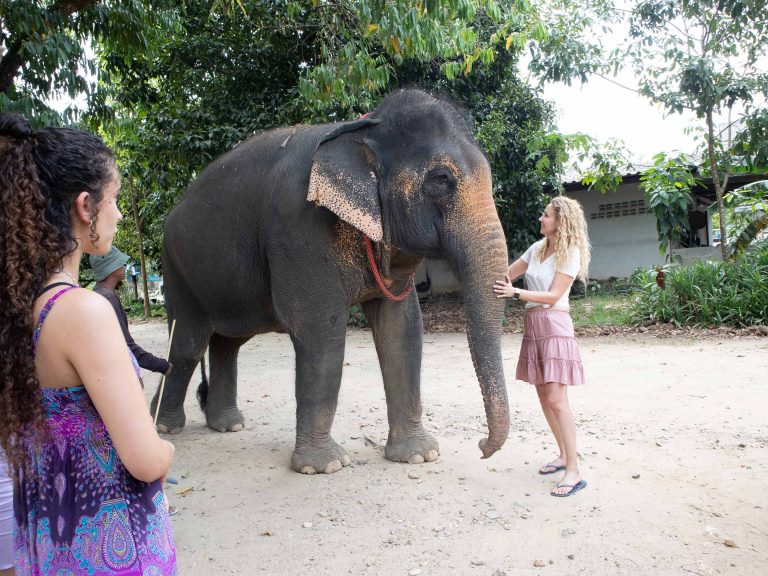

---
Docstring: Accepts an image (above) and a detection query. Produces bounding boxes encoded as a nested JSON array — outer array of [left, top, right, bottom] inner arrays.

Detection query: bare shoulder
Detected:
[[44, 288, 120, 332]]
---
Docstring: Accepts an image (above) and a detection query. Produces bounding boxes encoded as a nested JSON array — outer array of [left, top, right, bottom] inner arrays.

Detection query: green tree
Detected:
[[617, 0, 768, 260], [0, 0, 172, 124], [639, 153, 698, 261], [93, 2, 572, 260], [725, 180, 768, 253]]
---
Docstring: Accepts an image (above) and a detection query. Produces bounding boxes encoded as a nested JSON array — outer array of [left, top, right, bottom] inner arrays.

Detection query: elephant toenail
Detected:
[[324, 460, 343, 474], [425, 449, 439, 462], [341, 454, 351, 466], [300, 466, 317, 475], [230, 424, 243, 432], [408, 454, 425, 464]]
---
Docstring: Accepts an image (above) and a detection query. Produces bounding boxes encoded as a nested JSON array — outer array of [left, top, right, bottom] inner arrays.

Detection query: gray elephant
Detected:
[[156, 89, 510, 474]]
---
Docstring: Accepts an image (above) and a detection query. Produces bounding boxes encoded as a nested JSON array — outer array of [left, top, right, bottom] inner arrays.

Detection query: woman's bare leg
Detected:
[[536, 384, 566, 472], [540, 382, 582, 494]]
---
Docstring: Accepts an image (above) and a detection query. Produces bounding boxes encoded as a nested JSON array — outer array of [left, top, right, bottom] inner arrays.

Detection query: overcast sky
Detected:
[[542, 73, 702, 170]]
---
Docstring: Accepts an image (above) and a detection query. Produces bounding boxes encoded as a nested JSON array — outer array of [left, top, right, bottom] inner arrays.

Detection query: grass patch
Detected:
[[570, 292, 635, 327], [123, 298, 167, 319]]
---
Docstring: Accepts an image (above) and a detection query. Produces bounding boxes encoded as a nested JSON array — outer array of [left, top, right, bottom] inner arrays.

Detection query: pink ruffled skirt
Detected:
[[516, 308, 585, 386]]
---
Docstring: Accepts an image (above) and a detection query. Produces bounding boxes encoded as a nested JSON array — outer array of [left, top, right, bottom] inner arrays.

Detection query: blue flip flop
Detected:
[[551, 479, 587, 497], [539, 463, 566, 475]]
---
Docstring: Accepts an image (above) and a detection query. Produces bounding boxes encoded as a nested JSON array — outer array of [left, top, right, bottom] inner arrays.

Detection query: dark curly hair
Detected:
[[0, 113, 116, 473]]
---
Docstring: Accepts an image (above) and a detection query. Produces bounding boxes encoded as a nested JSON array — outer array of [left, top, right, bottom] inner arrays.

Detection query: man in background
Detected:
[[91, 247, 172, 379]]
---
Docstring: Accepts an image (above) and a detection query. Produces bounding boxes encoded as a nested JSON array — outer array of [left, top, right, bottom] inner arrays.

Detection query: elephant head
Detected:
[[307, 89, 510, 458]]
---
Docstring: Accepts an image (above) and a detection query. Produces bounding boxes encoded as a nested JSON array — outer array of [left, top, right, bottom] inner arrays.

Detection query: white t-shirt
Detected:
[[520, 239, 580, 309]]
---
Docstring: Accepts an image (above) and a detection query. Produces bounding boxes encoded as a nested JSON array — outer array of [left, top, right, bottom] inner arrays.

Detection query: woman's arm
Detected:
[[493, 272, 574, 306], [63, 292, 174, 483], [503, 258, 528, 283]]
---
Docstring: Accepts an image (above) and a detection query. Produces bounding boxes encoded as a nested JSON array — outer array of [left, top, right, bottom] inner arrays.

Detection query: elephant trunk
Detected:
[[448, 216, 510, 459]]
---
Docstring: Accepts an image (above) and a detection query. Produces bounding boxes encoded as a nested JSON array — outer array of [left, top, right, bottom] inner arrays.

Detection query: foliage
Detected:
[[566, 133, 633, 193], [208, 0, 565, 115], [93, 1, 322, 264], [724, 180, 768, 254], [639, 153, 698, 260], [90, 2, 567, 261], [0, 0, 173, 125], [3, 0, 627, 264], [616, 0, 768, 260], [527, 0, 620, 85], [630, 245, 768, 327]]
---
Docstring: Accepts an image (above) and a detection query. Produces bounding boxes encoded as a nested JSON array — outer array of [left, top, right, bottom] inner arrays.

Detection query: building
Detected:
[[564, 172, 767, 280]]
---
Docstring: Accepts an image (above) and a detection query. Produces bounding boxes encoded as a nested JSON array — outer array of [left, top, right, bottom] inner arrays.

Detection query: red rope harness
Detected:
[[363, 235, 414, 302]]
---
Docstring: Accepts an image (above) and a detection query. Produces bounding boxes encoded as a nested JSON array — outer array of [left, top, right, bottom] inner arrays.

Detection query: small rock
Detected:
[[567, 554, 575, 560], [484, 510, 501, 519], [632, 474, 640, 479], [471, 559, 485, 566], [723, 538, 737, 548], [302, 522, 312, 528], [407, 471, 420, 480], [492, 571, 507, 576], [408, 569, 422, 576], [533, 560, 546, 567]]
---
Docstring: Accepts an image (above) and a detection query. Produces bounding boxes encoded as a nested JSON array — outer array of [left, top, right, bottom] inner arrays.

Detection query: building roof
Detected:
[[564, 171, 768, 207]]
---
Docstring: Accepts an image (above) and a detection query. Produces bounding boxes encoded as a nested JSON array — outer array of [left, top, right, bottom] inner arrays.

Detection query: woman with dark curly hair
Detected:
[[0, 113, 177, 574]]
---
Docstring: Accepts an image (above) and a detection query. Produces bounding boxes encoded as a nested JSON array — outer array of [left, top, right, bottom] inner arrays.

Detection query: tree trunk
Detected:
[[706, 108, 729, 261], [130, 185, 151, 319]]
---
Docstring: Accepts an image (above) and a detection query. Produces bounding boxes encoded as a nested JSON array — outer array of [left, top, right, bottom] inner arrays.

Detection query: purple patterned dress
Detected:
[[14, 286, 177, 575]]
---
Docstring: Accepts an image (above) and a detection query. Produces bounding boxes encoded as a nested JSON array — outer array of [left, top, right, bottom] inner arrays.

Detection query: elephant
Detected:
[[156, 88, 510, 474]]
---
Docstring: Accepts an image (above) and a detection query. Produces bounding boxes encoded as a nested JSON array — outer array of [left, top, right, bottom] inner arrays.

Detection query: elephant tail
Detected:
[[196, 354, 209, 414]]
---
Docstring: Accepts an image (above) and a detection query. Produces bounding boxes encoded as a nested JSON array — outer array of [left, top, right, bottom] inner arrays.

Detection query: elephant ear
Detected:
[[307, 118, 383, 242]]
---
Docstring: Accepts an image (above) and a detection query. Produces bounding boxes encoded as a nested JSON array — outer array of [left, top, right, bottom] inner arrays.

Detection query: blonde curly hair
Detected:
[[535, 196, 591, 283]]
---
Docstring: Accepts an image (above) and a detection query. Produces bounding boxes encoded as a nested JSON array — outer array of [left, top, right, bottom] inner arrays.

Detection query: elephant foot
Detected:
[[385, 426, 440, 464], [152, 403, 186, 435], [206, 408, 245, 433], [291, 437, 351, 474]]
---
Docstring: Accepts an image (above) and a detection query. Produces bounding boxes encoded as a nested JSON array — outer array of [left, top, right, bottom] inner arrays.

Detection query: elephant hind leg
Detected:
[[152, 317, 212, 434], [205, 333, 250, 432]]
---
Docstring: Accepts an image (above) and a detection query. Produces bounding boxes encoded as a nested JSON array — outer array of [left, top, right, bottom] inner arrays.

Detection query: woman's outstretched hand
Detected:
[[493, 275, 515, 298]]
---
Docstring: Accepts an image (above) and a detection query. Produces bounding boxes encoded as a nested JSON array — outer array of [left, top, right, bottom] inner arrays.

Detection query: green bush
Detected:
[[630, 246, 768, 327]]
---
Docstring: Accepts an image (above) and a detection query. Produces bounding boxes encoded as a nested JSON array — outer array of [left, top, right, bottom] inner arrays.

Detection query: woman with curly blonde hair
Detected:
[[494, 196, 591, 497], [0, 113, 176, 574]]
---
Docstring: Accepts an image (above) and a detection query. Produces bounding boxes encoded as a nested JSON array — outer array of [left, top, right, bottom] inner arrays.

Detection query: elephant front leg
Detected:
[[291, 334, 352, 474], [362, 293, 439, 464]]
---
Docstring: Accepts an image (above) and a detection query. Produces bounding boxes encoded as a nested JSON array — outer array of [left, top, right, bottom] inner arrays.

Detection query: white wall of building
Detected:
[[567, 184, 664, 279]]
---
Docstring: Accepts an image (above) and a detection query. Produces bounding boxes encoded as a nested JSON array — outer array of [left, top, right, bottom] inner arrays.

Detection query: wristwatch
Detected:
[[512, 287, 521, 300]]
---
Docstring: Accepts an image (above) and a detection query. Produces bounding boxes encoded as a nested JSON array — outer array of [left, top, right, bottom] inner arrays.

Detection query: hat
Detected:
[[90, 246, 131, 282]]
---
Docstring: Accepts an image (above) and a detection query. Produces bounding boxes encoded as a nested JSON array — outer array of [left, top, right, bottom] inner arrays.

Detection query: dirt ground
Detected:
[[130, 319, 768, 576]]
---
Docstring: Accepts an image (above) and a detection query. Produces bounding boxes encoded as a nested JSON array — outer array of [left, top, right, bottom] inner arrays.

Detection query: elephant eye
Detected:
[[426, 168, 455, 197]]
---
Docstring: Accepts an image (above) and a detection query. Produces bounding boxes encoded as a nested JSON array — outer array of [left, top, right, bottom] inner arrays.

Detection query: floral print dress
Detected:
[[14, 286, 176, 575]]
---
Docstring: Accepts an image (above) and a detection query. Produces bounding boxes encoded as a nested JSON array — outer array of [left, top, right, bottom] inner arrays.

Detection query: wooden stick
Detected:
[[153, 318, 177, 426]]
